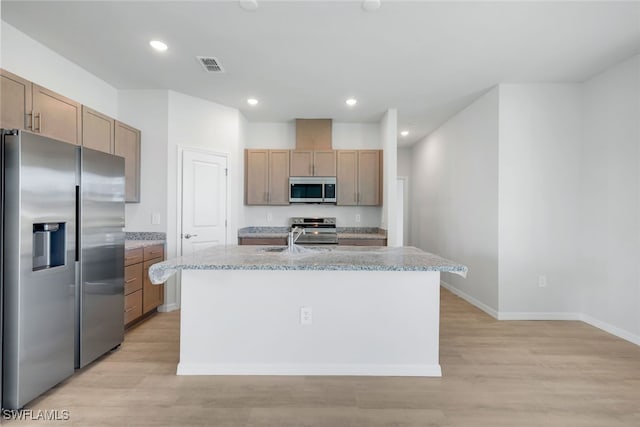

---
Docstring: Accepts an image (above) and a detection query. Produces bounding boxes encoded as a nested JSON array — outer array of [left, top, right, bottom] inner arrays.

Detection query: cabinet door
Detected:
[[358, 150, 381, 206], [290, 150, 313, 176], [245, 149, 269, 205], [313, 151, 336, 176], [295, 119, 332, 150], [0, 69, 32, 130], [124, 263, 143, 295], [82, 106, 114, 154], [124, 290, 143, 325], [114, 121, 141, 203], [142, 258, 163, 314], [32, 84, 82, 145], [268, 150, 290, 205], [337, 150, 358, 205]]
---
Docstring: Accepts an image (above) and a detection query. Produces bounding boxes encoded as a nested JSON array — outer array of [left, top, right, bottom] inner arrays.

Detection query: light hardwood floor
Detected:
[[6, 288, 640, 426]]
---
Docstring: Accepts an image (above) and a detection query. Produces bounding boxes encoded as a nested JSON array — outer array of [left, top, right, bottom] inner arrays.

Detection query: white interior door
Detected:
[[181, 149, 228, 256]]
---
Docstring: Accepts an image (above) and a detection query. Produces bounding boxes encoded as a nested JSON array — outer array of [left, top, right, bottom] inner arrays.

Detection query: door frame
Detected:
[[175, 146, 230, 307]]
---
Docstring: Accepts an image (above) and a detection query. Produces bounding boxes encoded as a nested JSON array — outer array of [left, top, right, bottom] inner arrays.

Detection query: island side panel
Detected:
[[178, 269, 442, 376]]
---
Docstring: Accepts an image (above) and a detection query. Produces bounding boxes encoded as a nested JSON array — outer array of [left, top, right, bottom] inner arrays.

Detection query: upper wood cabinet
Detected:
[[32, 84, 82, 145], [245, 149, 290, 205], [357, 150, 381, 206], [0, 69, 32, 130], [337, 150, 381, 206], [1, 70, 82, 146], [290, 150, 336, 177], [82, 106, 115, 154], [295, 119, 332, 150], [337, 150, 358, 205], [115, 121, 141, 203]]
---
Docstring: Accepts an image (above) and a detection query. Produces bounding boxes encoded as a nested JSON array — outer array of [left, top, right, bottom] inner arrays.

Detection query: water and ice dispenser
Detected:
[[32, 222, 66, 271]]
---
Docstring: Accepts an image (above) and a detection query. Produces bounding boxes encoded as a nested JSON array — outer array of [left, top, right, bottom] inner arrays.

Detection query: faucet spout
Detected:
[[288, 226, 306, 251]]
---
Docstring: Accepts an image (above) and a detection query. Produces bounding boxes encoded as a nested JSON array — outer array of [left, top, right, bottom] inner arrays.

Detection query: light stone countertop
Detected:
[[148, 245, 468, 284]]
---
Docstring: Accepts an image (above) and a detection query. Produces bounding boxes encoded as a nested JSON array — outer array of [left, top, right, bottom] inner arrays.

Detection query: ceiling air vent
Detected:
[[197, 56, 225, 73]]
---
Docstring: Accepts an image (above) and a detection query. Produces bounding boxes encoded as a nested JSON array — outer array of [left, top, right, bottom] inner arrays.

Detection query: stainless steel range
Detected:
[[290, 217, 338, 245]]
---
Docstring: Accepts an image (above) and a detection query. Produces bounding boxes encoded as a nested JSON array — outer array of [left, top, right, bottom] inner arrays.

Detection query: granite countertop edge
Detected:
[[148, 245, 468, 284], [125, 239, 166, 250]]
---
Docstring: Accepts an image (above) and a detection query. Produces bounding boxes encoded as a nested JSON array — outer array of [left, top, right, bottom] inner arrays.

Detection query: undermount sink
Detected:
[[260, 246, 288, 253]]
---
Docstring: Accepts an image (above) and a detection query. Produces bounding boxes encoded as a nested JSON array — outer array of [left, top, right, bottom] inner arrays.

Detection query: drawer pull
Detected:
[[125, 278, 137, 283], [125, 306, 137, 313]]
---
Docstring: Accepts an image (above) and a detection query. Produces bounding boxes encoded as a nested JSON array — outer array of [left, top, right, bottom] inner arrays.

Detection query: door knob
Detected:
[[184, 233, 198, 239]]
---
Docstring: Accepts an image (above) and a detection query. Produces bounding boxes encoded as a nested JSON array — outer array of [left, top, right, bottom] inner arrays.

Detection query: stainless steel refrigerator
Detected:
[[1, 129, 125, 409]]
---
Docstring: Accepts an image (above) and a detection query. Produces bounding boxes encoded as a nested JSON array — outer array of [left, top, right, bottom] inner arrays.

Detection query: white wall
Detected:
[[580, 55, 640, 343], [0, 22, 118, 117], [118, 90, 169, 233], [381, 109, 399, 245], [397, 147, 412, 245], [397, 147, 412, 178], [167, 90, 243, 249], [498, 84, 582, 317], [243, 121, 383, 227], [410, 87, 500, 314]]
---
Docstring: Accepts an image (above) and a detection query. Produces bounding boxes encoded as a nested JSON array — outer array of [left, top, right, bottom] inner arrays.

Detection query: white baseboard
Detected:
[[440, 280, 499, 319], [498, 312, 581, 321], [441, 283, 639, 347], [177, 363, 442, 377], [580, 313, 640, 346], [158, 303, 179, 313]]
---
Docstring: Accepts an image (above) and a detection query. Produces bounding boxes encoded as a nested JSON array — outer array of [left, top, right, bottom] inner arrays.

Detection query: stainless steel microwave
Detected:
[[289, 177, 337, 203]]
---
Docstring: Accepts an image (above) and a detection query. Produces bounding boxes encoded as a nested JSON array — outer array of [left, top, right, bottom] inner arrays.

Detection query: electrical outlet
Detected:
[[266, 213, 273, 222], [300, 306, 312, 325], [355, 214, 361, 223], [538, 275, 548, 288]]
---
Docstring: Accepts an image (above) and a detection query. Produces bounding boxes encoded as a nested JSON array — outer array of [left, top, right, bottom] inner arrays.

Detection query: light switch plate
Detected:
[[151, 213, 161, 225]]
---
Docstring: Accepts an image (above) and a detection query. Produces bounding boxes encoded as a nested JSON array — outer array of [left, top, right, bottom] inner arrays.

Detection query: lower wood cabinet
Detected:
[[124, 244, 164, 327]]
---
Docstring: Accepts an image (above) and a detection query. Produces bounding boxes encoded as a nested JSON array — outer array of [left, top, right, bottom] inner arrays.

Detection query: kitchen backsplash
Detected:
[[243, 205, 382, 227]]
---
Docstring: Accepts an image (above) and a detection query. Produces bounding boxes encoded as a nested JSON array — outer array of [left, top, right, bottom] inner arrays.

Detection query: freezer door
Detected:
[[76, 147, 125, 368], [2, 131, 77, 409]]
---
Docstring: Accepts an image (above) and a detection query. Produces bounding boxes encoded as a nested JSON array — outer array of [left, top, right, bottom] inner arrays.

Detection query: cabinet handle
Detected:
[[25, 112, 33, 130], [125, 278, 137, 283], [125, 306, 136, 313], [34, 113, 42, 132]]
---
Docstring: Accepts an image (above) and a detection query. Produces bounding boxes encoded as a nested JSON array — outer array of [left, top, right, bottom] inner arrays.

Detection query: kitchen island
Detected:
[[149, 245, 467, 377]]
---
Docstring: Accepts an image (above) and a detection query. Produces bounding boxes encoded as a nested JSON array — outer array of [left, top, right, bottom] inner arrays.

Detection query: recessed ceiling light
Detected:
[[149, 40, 168, 52], [400, 130, 409, 137], [362, 0, 381, 12], [247, 98, 259, 106], [345, 98, 357, 107]]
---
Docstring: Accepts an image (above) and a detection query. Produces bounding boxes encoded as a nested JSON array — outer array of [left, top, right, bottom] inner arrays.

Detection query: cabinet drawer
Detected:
[[124, 247, 143, 266], [124, 263, 143, 295], [143, 244, 164, 261], [124, 289, 142, 325]]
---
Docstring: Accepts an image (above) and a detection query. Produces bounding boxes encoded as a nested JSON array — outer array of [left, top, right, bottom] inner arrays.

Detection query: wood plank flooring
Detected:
[[6, 288, 640, 426]]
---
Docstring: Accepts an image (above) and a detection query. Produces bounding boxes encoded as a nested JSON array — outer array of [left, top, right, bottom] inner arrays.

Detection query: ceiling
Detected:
[[2, 1, 639, 147]]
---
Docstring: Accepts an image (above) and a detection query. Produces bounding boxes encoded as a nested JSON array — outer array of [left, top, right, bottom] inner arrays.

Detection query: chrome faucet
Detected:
[[288, 226, 306, 251]]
